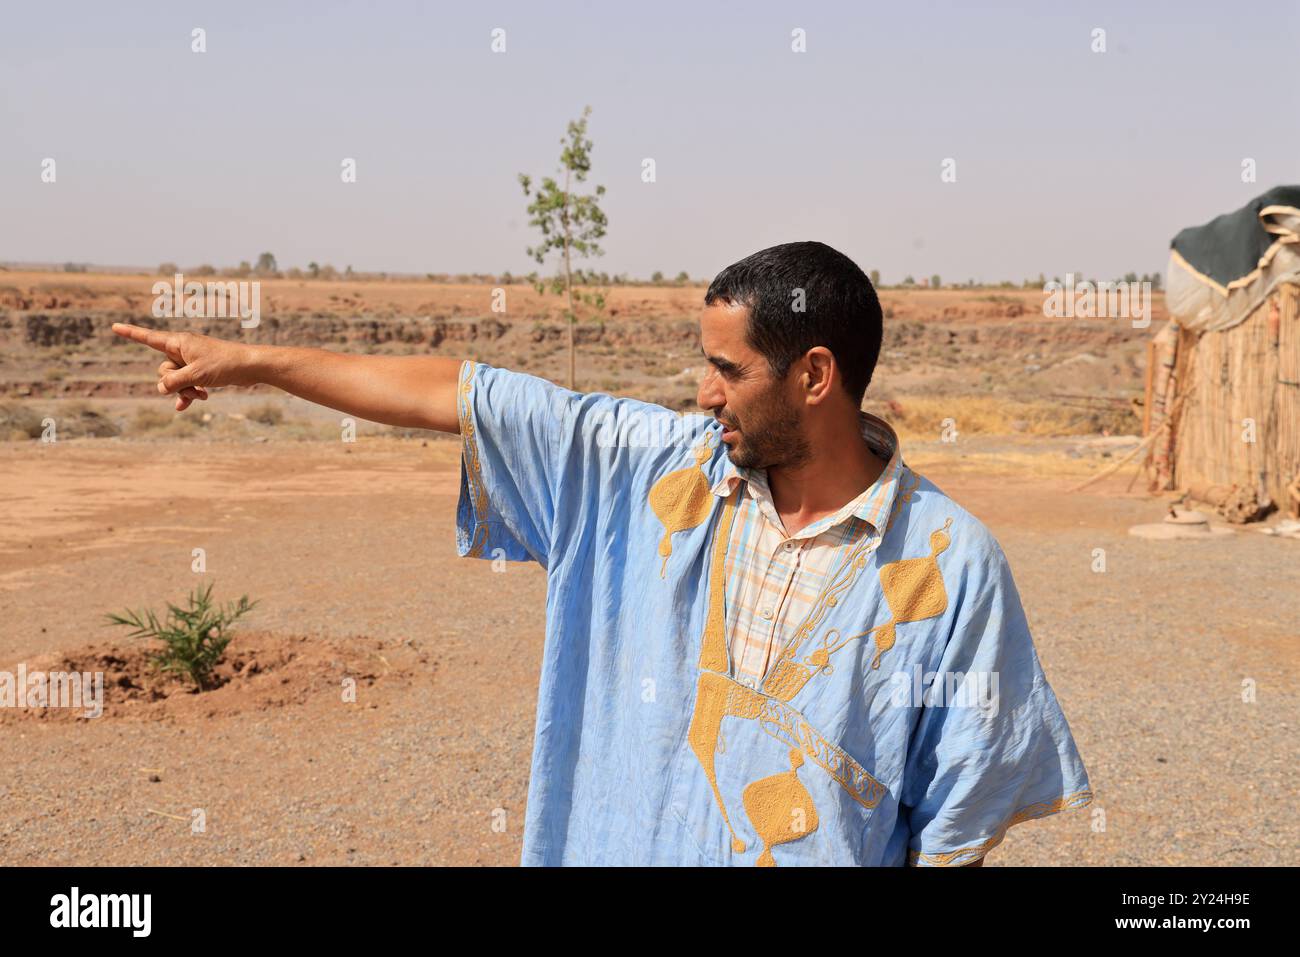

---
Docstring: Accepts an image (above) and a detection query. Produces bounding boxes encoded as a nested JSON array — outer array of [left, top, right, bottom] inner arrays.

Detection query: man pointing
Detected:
[[113, 240, 1092, 866]]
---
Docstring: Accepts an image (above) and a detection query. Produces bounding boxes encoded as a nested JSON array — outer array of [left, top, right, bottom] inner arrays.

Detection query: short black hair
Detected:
[[704, 241, 882, 406]]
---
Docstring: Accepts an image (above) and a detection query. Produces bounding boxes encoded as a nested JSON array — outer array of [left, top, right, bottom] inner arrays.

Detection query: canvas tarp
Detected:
[[1166, 185, 1300, 334]]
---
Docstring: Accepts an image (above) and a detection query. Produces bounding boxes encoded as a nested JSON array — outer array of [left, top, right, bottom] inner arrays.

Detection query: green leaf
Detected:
[[104, 584, 258, 690]]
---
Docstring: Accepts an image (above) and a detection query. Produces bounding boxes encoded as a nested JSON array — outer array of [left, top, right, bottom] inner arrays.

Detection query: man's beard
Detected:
[[721, 386, 811, 471]]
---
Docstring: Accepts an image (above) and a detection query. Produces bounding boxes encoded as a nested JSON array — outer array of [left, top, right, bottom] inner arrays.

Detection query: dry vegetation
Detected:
[[0, 269, 1159, 441]]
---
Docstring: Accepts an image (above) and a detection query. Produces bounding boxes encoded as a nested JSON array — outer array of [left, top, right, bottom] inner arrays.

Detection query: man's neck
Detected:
[[766, 415, 887, 538]]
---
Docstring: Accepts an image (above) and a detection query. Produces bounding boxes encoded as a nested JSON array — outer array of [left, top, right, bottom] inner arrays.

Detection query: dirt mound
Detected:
[[0, 630, 436, 723]]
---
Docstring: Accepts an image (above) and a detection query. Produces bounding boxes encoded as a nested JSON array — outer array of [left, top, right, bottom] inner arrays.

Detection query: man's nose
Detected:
[[697, 369, 723, 412]]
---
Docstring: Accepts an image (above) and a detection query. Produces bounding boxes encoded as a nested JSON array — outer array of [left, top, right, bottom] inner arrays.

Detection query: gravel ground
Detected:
[[0, 436, 1294, 866]]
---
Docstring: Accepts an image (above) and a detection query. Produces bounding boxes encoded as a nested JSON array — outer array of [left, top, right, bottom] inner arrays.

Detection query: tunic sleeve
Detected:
[[899, 530, 1093, 866], [454, 359, 702, 568]]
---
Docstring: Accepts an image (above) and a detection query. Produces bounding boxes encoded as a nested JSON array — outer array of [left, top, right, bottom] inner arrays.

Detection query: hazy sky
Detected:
[[3, 0, 1296, 283]]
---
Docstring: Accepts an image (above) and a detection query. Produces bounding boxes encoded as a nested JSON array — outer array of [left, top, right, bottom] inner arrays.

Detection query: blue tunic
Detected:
[[455, 360, 1093, 866]]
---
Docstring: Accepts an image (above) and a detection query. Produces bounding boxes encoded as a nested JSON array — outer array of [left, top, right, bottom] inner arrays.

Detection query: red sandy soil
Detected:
[[1, 436, 1295, 866]]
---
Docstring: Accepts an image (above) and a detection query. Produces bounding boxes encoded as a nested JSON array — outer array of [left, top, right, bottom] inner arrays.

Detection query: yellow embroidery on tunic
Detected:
[[765, 473, 951, 697], [862, 517, 953, 669], [743, 749, 819, 867], [686, 670, 887, 865], [648, 433, 718, 578], [697, 488, 739, 674], [907, 789, 1095, 866], [756, 466, 922, 702], [457, 360, 490, 559], [754, 693, 886, 809], [759, 507, 955, 703], [682, 460, 925, 865], [686, 671, 750, 855], [886, 468, 921, 533], [760, 530, 881, 701]]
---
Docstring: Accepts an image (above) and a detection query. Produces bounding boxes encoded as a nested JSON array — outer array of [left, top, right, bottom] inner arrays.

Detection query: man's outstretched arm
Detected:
[[111, 323, 464, 434]]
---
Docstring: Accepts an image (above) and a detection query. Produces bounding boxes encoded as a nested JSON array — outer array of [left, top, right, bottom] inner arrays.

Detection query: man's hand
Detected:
[[111, 322, 465, 433], [112, 323, 260, 411]]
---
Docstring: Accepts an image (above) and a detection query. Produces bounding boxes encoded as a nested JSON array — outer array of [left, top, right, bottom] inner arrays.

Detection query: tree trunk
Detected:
[[563, 167, 576, 390]]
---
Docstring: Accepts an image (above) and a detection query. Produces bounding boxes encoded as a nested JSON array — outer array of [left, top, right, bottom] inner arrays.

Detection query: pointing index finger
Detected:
[[111, 323, 173, 354]]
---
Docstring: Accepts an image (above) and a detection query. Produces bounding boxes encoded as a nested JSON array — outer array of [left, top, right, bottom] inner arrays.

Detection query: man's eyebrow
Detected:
[[700, 345, 742, 372]]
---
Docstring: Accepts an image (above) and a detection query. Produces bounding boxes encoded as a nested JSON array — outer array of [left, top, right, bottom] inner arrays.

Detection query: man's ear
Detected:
[[802, 348, 836, 403]]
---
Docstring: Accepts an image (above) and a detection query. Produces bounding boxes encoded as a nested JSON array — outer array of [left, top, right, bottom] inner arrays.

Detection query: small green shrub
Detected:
[[104, 583, 259, 690]]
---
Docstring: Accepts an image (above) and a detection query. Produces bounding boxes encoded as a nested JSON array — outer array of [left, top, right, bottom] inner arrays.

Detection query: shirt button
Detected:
[[761, 607, 774, 620], [783, 541, 795, 552]]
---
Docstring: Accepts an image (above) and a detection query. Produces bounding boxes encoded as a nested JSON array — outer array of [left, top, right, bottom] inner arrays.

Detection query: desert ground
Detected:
[[0, 271, 1295, 866]]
